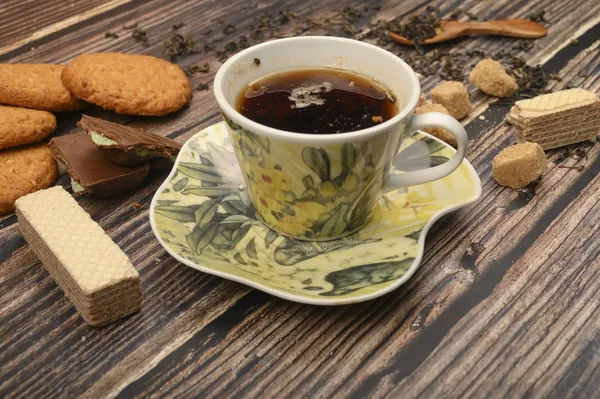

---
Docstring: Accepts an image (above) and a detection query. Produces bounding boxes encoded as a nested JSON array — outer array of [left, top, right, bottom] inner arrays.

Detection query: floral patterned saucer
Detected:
[[150, 122, 482, 305]]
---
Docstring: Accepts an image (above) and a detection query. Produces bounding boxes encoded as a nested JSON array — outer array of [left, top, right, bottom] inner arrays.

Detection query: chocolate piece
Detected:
[[78, 115, 181, 168], [49, 132, 150, 198]]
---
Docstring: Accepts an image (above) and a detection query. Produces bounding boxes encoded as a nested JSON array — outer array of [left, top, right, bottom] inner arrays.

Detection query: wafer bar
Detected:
[[15, 186, 142, 326], [506, 88, 600, 149]]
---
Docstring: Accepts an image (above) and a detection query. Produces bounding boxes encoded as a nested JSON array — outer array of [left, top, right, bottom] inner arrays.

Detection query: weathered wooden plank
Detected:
[[0, 0, 599, 398], [0, 0, 130, 52], [392, 177, 600, 398]]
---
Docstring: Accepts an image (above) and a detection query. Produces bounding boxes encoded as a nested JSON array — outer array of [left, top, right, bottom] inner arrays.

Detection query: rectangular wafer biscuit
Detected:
[[507, 88, 600, 150], [15, 186, 141, 326], [508, 102, 600, 129]]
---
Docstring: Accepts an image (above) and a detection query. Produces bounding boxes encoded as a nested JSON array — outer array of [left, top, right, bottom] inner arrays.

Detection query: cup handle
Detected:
[[383, 112, 468, 193]]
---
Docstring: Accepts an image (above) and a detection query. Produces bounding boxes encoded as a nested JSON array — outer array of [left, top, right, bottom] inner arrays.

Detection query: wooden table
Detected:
[[1, 1, 599, 398]]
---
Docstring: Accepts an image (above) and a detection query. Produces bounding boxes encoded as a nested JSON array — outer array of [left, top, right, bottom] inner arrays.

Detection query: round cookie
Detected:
[[0, 64, 87, 112], [0, 143, 57, 216], [62, 53, 192, 116], [0, 105, 56, 149]]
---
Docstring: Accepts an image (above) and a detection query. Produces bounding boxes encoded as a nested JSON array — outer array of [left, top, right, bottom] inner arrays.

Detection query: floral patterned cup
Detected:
[[214, 36, 468, 241]]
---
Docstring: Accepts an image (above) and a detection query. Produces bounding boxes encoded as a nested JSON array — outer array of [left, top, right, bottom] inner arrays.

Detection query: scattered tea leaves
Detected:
[[558, 164, 585, 172], [294, 6, 362, 38], [224, 40, 238, 51], [440, 52, 467, 81], [368, 10, 439, 54], [216, 40, 239, 62], [277, 10, 296, 25], [172, 22, 185, 30], [573, 146, 590, 159], [254, 58, 261, 65], [132, 28, 149, 47], [512, 64, 551, 98], [555, 149, 569, 163], [399, 13, 440, 42], [105, 32, 119, 39], [465, 242, 484, 257], [164, 34, 201, 59], [517, 186, 536, 203], [194, 4, 549, 94], [198, 82, 210, 91], [467, 49, 485, 57], [186, 62, 210, 75], [449, 9, 463, 20], [223, 23, 236, 34], [528, 10, 547, 23], [512, 40, 534, 53]]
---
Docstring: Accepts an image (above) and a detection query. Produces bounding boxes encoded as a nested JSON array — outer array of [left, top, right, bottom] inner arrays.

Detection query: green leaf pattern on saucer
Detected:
[[150, 122, 481, 304]]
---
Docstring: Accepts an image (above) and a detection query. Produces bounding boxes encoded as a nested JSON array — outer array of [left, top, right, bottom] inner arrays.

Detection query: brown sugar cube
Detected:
[[492, 142, 547, 189], [469, 59, 518, 98], [414, 103, 457, 147], [431, 81, 473, 119]]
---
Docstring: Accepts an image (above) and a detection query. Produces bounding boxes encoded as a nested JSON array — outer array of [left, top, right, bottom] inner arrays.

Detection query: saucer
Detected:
[[149, 122, 482, 305]]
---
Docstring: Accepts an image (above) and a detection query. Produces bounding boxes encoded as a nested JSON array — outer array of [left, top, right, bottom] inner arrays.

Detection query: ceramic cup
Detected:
[[214, 36, 468, 241]]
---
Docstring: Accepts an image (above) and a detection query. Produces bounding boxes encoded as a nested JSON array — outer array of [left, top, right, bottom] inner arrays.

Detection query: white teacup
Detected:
[[214, 36, 468, 241]]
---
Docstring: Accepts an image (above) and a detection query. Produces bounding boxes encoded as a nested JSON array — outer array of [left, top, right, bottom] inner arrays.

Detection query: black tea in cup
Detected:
[[236, 68, 399, 134]]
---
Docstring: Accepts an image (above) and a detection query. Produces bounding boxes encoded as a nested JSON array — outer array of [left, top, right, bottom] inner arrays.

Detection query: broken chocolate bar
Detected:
[[78, 115, 182, 167], [49, 132, 150, 197]]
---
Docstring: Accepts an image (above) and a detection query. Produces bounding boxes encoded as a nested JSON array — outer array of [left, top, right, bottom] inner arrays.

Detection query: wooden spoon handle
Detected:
[[462, 19, 547, 38]]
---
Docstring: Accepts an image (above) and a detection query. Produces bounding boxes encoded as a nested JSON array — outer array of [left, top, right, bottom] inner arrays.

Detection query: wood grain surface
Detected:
[[0, 0, 599, 398]]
